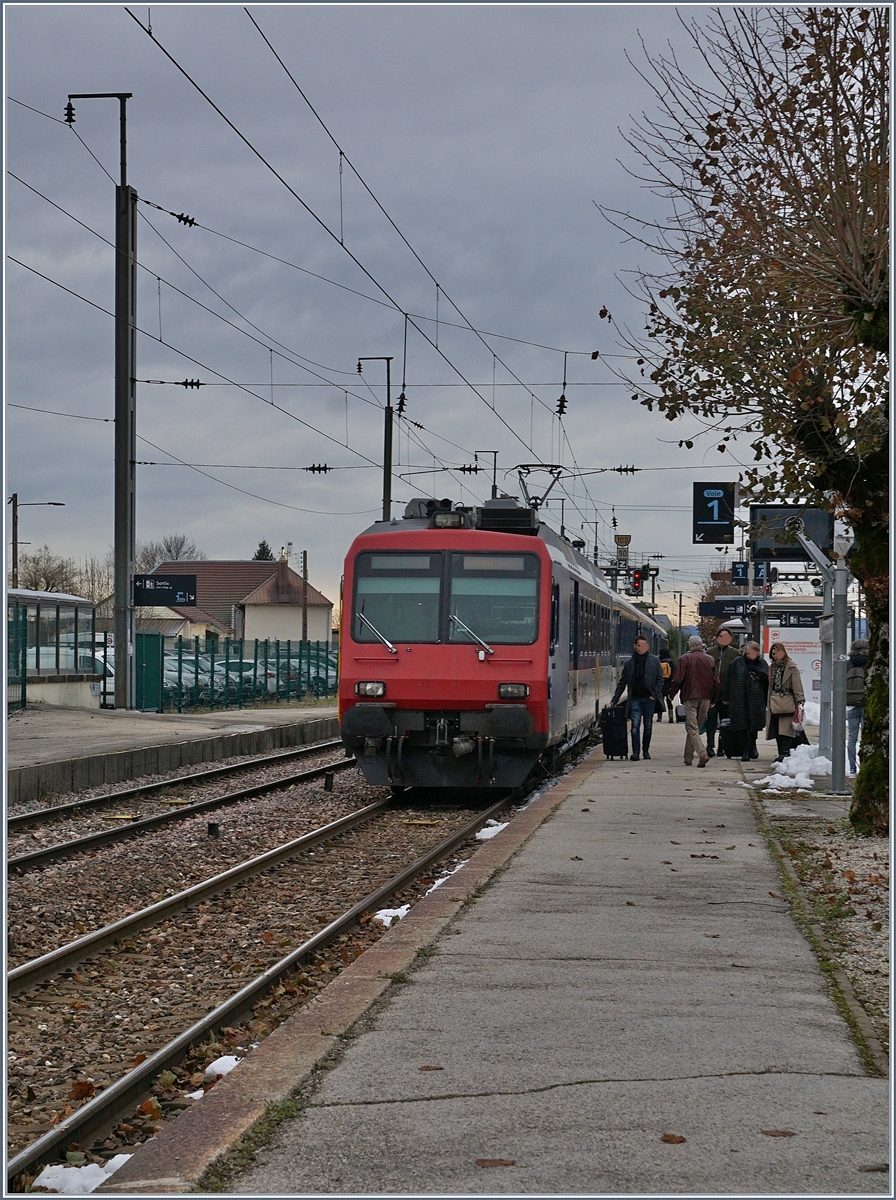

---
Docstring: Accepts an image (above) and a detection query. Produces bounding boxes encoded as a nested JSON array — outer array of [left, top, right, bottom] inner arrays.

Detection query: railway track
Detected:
[[8, 737, 345, 830], [8, 750, 356, 872], [6, 794, 510, 1187]]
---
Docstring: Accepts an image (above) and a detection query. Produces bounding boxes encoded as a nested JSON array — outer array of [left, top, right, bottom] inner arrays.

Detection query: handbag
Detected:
[[770, 690, 796, 715]]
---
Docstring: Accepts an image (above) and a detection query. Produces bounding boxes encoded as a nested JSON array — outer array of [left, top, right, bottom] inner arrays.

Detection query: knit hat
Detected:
[[850, 638, 869, 653]]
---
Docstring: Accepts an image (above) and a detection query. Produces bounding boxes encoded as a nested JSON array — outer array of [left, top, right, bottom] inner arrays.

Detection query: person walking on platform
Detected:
[[705, 627, 741, 757], [765, 642, 805, 762], [610, 635, 665, 761], [657, 648, 675, 721], [845, 637, 868, 775], [668, 635, 719, 767], [722, 641, 770, 761]]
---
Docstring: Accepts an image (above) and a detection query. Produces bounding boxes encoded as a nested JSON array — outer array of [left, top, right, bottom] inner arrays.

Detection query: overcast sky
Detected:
[[6, 3, 760, 620]]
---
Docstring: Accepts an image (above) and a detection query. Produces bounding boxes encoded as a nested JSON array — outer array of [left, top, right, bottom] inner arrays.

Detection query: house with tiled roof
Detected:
[[151, 557, 333, 642]]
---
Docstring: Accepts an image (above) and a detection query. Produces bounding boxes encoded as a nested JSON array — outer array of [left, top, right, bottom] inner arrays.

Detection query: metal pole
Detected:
[[819, 582, 833, 757], [67, 93, 134, 708], [301, 549, 308, 641], [113, 127, 137, 709], [11, 493, 17, 588], [382, 358, 393, 521], [831, 560, 849, 793]]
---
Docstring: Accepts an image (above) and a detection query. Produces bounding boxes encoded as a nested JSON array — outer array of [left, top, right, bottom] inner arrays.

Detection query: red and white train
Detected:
[[339, 496, 666, 790]]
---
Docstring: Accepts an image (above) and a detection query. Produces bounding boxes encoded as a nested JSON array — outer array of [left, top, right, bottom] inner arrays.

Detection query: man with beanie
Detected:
[[668, 634, 720, 767], [705, 627, 741, 757]]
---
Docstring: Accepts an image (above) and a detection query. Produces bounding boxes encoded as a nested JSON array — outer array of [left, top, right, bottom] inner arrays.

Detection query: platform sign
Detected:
[[750, 505, 834, 561], [698, 599, 750, 617], [731, 561, 749, 586], [133, 574, 197, 607], [692, 483, 736, 544], [778, 612, 821, 628]]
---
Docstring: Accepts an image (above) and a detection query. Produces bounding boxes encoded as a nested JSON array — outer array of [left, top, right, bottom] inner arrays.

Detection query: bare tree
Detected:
[[136, 533, 208, 574], [76, 551, 114, 603], [15, 545, 80, 594], [602, 7, 888, 832]]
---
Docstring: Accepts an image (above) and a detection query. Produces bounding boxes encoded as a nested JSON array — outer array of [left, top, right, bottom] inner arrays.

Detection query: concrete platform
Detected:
[[5, 705, 337, 804], [100, 721, 888, 1196]]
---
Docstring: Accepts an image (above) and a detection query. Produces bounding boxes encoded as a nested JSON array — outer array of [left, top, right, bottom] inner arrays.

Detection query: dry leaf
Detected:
[[134, 1053, 148, 1066], [475, 1158, 515, 1168], [842, 870, 856, 881], [69, 1079, 95, 1101], [661, 1133, 686, 1144], [262, 931, 274, 943], [138, 1099, 162, 1120], [761, 1129, 796, 1137]]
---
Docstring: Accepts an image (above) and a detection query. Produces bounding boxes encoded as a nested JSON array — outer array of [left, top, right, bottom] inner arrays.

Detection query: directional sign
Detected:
[[693, 482, 736, 544], [731, 561, 749, 586], [698, 599, 750, 617], [133, 574, 197, 607], [777, 612, 821, 628], [749, 505, 834, 561]]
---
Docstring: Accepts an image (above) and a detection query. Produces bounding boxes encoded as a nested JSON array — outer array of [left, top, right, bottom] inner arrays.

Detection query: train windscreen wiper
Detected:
[[356, 610, 398, 654], [449, 613, 494, 655]]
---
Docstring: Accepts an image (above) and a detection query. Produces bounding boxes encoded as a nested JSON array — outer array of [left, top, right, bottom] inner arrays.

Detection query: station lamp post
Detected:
[[7, 494, 65, 588]]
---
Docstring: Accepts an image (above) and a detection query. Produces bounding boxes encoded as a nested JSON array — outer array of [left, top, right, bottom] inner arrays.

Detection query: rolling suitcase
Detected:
[[675, 702, 687, 724], [718, 720, 738, 759], [599, 704, 629, 760]]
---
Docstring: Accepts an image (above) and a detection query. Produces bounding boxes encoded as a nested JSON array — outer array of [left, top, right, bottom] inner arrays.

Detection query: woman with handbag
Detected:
[[765, 642, 806, 762]]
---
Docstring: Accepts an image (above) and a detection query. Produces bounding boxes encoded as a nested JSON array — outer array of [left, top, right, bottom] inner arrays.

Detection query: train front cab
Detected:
[[339, 530, 553, 789]]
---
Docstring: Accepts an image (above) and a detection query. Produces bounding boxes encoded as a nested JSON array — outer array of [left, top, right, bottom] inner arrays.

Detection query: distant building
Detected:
[[150, 557, 333, 643]]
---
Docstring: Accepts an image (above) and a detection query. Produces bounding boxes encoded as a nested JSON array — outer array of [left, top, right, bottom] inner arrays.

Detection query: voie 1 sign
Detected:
[[692, 483, 736, 544], [133, 574, 197, 607]]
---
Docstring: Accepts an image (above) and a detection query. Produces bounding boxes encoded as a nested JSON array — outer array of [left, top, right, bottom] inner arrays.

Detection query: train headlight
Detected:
[[355, 681, 386, 697], [432, 512, 463, 528], [498, 683, 529, 699]]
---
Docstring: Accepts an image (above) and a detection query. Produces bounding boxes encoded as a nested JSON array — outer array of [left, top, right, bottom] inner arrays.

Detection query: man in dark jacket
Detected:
[[611, 636, 664, 761], [668, 635, 720, 767], [705, 627, 741, 757], [846, 637, 868, 775]]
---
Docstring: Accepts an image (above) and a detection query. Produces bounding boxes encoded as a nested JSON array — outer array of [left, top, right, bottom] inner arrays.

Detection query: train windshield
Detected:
[[353, 553, 441, 643], [448, 553, 539, 645]]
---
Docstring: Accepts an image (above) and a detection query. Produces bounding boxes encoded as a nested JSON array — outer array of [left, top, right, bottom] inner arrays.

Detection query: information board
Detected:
[[133, 574, 197, 607], [750, 505, 834, 561]]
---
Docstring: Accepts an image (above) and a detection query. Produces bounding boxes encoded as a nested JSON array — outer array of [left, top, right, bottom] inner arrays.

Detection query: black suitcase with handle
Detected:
[[599, 704, 629, 760]]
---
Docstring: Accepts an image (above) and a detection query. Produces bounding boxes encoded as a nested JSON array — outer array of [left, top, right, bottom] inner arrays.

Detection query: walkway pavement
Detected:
[[5, 704, 336, 770], [229, 719, 887, 1195]]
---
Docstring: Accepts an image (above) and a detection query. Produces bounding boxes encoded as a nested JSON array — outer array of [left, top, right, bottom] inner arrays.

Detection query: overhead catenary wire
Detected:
[[9, 172, 485, 510], [122, 12, 601, 532], [7, 255, 383, 469]]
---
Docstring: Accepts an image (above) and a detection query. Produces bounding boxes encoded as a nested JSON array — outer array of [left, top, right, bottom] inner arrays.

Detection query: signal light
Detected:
[[632, 568, 644, 596]]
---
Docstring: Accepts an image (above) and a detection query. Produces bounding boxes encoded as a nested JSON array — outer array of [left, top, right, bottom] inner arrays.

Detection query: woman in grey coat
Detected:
[[765, 643, 806, 762]]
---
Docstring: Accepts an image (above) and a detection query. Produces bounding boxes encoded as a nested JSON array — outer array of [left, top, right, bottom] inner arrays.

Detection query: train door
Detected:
[[548, 571, 567, 740]]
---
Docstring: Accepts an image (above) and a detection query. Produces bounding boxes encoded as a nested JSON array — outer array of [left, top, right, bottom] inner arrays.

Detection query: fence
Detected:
[[149, 637, 338, 713], [7, 605, 27, 712]]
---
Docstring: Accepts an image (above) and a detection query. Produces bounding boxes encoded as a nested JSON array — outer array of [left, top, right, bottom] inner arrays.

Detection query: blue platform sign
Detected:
[[692, 482, 736, 544], [133, 574, 197, 607], [731, 561, 749, 585]]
